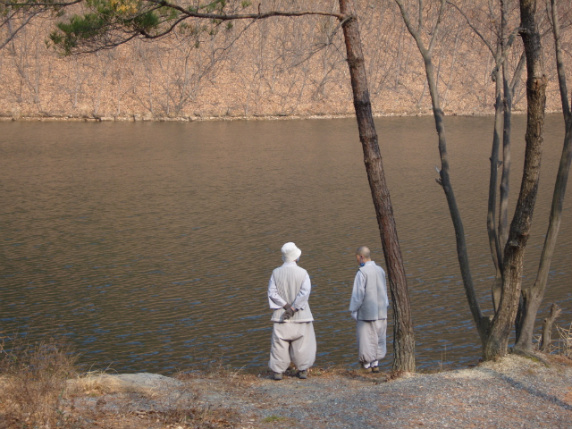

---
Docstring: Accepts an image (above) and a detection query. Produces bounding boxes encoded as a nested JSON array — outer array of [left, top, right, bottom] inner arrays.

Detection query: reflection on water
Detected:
[[0, 115, 570, 373]]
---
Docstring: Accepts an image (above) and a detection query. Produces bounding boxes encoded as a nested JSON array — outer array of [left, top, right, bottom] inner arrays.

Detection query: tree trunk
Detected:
[[500, 52, 525, 247], [514, 0, 572, 353], [426, 57, 491, 345], [488, 67, 503, 275], [488, 65, 504, 313], [483, 0, 547, 360], [540, 303, 562, 352], [393, 0, 491, 348], [338, 0, 415, 373], [503, 52, 525, 339]]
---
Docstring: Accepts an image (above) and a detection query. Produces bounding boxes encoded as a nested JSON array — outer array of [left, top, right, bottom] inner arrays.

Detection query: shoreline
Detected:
[[53, 354, 572, 428], [2, 351, 571, 428], [0, 109, 553, 124]]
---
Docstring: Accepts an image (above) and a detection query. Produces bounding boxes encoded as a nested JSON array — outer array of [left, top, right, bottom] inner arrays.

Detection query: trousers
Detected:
[[356, 319, 387, 365], [269, 322, 316, 373]]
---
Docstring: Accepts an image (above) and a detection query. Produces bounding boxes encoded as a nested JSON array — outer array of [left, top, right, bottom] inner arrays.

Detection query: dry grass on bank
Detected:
[[0, 339, 241, 429], [66, 372, 240, 429], [0, 338, 78, 429], [1, 326, 571, 429], [556, 322, 572, 358]]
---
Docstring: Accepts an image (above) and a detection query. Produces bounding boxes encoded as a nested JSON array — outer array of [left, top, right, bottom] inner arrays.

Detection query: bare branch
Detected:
[[509, 51, 526, 94], [428, 0, 446, 53], [394, 0, 429, 57], [49, 0, 349, 55], [0, 12, 38, 50], [5, 0, 81, 5], [146, 0, 344, 21], [418, 0, 423, 31], [448, 0, 496, 56], [1, 0, 82, 50], [448, 0, 522, 78]]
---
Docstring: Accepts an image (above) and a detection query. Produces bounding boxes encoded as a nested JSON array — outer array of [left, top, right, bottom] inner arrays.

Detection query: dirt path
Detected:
[[58, 354, 572, 429]]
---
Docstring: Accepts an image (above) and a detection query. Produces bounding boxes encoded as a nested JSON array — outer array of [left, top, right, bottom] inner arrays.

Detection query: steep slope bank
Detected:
[[1, 1, 569, 121]]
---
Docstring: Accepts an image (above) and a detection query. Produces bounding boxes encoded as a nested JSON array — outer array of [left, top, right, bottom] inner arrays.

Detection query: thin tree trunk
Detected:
[[441, 32, 459, 108], [484, 0, 547, 360], [489, 64, 503, 274], [339, 0, 415, 373], [502, 52, 525, 338], [500, 52, 525, 250], [394, 0, 491, 347], [489, 65, 503, 312], [426, 53, 491, 346], [514, 0, 572, 353]]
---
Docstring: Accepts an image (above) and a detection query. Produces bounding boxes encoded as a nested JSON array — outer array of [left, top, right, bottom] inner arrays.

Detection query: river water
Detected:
[[1, 115, 570, 373]]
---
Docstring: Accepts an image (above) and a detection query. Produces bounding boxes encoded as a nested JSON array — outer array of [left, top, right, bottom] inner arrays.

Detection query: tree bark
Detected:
[[338, 0, 415, 373], [487, 64, 503, 287], [489, 63, 504, 313], [483, 0, 547, 360], [514, 0, 572, 353], [540, 303, 562, 352], [499, 54, 526, 252]]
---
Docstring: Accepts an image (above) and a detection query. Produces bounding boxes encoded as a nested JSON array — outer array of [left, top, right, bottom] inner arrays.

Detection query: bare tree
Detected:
[[483, 0, 548, 359], [392, 0, 562, 361], [393, 0, 492, 347], [449, 0, 526, 312], [452, 1, 571, 356], [1, 0, 80, 51], [6, 19, 45, 107]]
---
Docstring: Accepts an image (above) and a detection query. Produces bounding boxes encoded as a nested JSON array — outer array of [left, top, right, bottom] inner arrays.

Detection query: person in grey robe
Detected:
[[267, 242, 316, 380], [349, 246, 389, 373]]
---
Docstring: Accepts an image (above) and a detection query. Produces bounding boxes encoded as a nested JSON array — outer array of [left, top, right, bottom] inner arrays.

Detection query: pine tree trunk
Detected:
[[339, 0, 415, 372]]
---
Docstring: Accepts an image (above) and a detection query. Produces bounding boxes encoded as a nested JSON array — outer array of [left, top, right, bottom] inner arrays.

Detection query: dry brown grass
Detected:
[[0, 336, 78, 429], [556, 322, 572, 358], [64, 369, 242, 429], [0, 340, 240, 429], [175, 356, 259, 391]]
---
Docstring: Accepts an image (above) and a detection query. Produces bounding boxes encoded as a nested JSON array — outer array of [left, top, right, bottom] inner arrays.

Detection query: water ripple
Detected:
[[1, 116, 570, 373]]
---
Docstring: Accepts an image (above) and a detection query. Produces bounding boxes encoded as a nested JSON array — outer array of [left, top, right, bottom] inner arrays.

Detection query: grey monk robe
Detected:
[[349, 261, 389, 367], [268, 262, 316, 373]]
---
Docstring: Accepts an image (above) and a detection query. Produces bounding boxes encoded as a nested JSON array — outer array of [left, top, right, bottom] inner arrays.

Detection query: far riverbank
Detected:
[[0, 109, 543, 123]]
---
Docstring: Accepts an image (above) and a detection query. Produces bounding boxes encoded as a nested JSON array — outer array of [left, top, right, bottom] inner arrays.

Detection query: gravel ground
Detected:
[[64, 354, 572, 429]]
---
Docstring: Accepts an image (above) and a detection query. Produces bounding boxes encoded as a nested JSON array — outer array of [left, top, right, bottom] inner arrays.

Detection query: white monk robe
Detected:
[[349, 260, 389, 366], [267, 261, 316, 373]]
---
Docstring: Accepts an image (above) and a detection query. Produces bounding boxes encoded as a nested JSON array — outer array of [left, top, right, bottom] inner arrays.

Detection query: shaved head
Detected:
[[356, 246, 371, 259]]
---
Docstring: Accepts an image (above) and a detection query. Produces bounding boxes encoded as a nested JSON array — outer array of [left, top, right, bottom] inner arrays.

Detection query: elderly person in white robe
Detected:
[[267, 242, 316, 380], [349, 246, 389, 373]]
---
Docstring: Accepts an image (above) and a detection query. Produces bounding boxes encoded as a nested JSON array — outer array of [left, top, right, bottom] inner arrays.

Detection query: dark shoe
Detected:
[[371, 366, 380, 373], [297, 370, 308, 379], [273, 372, 283, 380]]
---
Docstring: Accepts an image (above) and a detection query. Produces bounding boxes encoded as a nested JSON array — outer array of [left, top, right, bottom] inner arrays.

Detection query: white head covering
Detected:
[[281, 242, 302, 262]]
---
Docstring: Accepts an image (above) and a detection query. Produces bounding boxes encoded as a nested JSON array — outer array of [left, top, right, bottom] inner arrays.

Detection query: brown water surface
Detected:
[[0, 115, 570, 372]]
